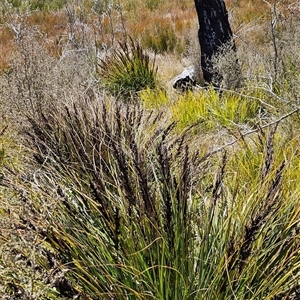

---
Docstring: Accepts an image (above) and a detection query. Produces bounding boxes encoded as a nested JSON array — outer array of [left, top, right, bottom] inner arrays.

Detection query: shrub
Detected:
[[0, 22, 94, 121], [98, 38, 158, 101], [210, 41, 241, 89]]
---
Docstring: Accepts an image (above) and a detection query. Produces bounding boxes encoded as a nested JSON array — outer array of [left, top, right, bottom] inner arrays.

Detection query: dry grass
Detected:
[[0, 27, 15, 73], [0, 0, 197, 72], [0, 0, 295, 75]]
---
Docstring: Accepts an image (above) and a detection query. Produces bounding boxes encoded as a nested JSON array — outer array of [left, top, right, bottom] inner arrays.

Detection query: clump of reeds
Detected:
[[26, 96, 204, 298], [23, 94, 300, 299], [97, 37, 158, 101]]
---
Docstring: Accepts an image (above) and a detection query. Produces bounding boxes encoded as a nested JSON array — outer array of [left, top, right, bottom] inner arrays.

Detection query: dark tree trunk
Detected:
[[194, 0, 236, 86]]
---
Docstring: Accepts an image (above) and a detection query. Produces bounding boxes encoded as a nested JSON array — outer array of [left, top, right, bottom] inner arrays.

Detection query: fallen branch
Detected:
[[209, 107, 300, 155]]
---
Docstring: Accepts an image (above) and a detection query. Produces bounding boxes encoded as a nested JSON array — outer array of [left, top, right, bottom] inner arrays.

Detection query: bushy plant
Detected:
[[0, 21, 94, 121], [210, 41, 241, 89], [24, 97, 300, 300], [98, 38, 158, 101]]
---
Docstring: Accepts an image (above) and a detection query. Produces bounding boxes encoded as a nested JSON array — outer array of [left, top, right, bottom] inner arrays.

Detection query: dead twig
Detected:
[[209, 107, 300, 155]]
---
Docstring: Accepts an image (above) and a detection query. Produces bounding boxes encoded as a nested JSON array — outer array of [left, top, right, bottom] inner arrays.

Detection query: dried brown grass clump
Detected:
[[127, 8, 196, 55], [0, 27, 15, 73]]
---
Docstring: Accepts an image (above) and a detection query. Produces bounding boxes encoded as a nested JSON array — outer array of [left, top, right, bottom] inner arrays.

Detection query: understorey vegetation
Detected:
[[1, 0, 300, 299]]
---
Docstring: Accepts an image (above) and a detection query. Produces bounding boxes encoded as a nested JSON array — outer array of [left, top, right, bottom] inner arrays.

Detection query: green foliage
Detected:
[[213, 91, 260, 126], [98, 38, 158, 101], [172, 90, 216, 130], [140, 87, 170, 108], [146, 0, 161, 11], [171, 88, 260, 131], [28, 0, 65, 10], [29, 99, 204, 298], [6, 0, 22, 8], [142, 24, 184, 54], [26, 99, 300, 300], [6, 0, 65, 10]]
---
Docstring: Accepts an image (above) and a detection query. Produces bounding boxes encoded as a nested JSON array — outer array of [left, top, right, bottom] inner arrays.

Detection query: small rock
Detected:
[[173, 66, 196, 92]]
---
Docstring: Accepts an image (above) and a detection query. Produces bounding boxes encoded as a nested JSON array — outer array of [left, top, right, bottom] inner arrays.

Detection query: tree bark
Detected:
[[194, 0, 235, 86]]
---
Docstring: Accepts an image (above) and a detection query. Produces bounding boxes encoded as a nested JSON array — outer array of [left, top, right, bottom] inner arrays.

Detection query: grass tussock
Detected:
[[97, 38, 158, 101], [0, 27, 14, 73], [13, 97, 299, 299], [1, 0, 300, 299]]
